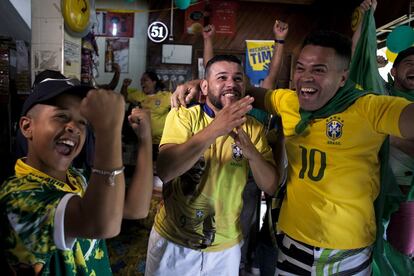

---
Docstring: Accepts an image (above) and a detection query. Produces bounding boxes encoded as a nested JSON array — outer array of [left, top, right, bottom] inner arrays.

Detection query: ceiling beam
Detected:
[[376, 13, 414, 48]]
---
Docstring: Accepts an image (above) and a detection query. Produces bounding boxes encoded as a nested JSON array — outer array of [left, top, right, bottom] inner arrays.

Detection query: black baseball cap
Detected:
[[393, 46, 414, 68], [21, 78, 93, 116]]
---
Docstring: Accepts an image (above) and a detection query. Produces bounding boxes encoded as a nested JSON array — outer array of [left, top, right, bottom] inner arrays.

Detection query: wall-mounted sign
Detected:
[[94, 12, 134, 37], [162, 44, 192, 64], [184, 1, 206, 34], [211, 1, 238, 36], [147, 21, 169, 43], [106, 12, 135, 37], [105, 38, 130, 73]]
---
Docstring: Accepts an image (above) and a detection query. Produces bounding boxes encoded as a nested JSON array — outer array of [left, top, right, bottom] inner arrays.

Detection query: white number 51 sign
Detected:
[[147, 21, 169, 43]]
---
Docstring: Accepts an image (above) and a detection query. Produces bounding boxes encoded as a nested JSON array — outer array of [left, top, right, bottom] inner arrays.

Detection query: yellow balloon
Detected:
[[62, 0, 90, 33], [386, 48, 398, 63]]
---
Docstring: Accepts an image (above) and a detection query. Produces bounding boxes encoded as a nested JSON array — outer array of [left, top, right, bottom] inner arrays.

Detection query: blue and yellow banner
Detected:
[[245, 40, 275, 86]]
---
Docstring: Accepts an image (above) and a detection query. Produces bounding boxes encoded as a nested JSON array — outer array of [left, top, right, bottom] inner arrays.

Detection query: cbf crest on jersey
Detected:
[[326, 116, 344, 141], [155, 99, 161, 107], [196, 209, 204, 218], [232, 144, 243, 161]]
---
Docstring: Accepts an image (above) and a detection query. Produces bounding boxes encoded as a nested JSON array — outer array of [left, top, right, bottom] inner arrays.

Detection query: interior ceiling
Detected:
[[237, 0, 410, 24], [0, 0, 30, 42], [238, 0, 411, 44]]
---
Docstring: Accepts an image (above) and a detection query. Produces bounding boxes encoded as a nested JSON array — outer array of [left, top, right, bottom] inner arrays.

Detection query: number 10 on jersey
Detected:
[[298, 146, 327, 181]]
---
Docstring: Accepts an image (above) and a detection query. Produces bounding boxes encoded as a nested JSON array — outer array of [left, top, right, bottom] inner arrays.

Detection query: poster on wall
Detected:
[[95, 12, 134, 37], [162, 44, 193, 65], [245, 40, 275, 86], [210, 1, 238, 36], [106, 12, 134, 37], [151, 66, 192, 91], [105, 38, 129, 73], [33, 47, 60, 73], [63, 33, 82, 80], [184, 1, 206, 35]]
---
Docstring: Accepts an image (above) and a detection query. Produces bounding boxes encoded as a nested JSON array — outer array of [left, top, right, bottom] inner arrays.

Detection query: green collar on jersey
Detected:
[[295, 80, 370, 135]]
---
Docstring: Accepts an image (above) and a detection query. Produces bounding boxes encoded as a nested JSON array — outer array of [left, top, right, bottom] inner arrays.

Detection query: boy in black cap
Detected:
[[15, 70, 95, 173], [0, 76, 153, 274]]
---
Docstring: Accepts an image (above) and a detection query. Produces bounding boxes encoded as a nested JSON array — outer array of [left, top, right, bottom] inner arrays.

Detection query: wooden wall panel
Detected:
[[147, 0, 409, 87]]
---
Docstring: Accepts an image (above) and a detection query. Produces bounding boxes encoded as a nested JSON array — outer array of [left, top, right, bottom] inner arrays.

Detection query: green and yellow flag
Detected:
[[349, 9, 385, 93], [349, 8, 414, 276]]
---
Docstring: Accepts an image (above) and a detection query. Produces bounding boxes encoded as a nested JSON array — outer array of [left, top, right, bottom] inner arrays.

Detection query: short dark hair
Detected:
[[302, 30, 352, 69], [393, 46, 414, 68], [205, 55, 243, 78], [144, 70, 165, 91]]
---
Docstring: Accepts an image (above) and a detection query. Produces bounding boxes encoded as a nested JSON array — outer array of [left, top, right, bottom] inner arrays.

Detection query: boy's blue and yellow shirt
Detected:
[[0, 159, 111, 275]]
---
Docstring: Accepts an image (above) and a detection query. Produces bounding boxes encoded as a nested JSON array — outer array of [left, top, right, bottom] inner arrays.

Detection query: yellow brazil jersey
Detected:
[[154, 104, 274, 252], [264, 89, 411, 249], [127, 88, 171, 144]]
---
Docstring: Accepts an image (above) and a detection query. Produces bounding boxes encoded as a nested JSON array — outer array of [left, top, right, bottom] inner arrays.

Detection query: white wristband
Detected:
[[91, 166, 125, 186]]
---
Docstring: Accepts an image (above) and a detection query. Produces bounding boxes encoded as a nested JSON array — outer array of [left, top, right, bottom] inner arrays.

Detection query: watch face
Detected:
[[62, 0, 91, 33]]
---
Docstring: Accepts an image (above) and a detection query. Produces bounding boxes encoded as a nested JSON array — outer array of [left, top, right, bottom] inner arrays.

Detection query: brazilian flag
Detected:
[[349, 9, 385, 94], [349, 8, 414, 276]]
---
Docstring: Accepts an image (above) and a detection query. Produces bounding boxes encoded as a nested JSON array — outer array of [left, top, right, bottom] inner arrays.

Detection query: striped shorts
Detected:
[[275, 233, 372, 276]]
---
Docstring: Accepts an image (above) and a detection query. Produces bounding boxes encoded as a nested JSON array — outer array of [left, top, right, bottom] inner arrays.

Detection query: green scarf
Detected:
[[349, 8, 386, 95], [373, 139, 414, 276], [295, 80, 370, 134], [389, 86, 414, 102]]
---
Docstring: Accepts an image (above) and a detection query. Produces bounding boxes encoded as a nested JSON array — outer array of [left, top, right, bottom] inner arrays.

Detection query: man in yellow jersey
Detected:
[[385, 47, 414, 256], [121, 71, 171, 159], [171, 31, 414, 275], [145, 55, 281, 275]]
